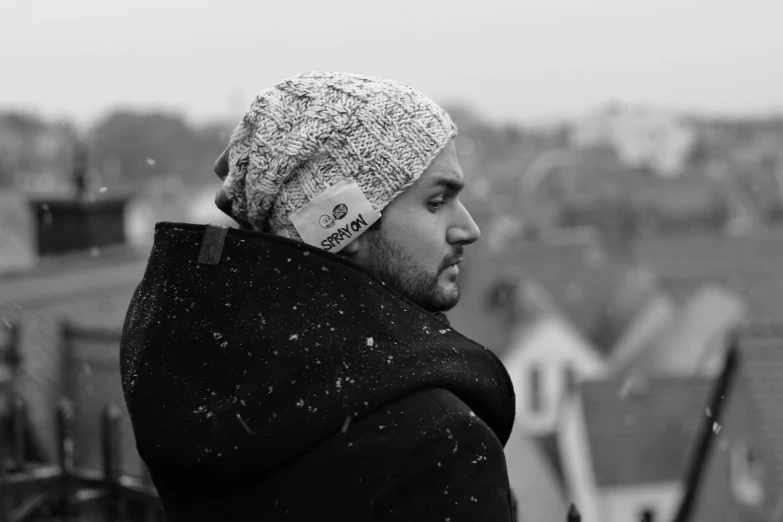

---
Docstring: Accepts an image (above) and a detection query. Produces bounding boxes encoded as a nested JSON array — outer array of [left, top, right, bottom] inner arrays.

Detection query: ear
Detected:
[[339, 227, 375, 261], [341, 240, 360, 255]]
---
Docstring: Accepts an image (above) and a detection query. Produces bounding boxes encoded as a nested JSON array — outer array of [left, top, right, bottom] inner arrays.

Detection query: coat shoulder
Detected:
[[363, 388, 515, 521]]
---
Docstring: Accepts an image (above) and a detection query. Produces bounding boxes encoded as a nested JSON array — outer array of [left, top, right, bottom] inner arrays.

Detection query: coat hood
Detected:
[[121, 222, 515, 486]]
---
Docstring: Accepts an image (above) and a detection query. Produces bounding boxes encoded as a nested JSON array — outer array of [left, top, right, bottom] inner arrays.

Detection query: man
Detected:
[[121, 72, 516, 521]]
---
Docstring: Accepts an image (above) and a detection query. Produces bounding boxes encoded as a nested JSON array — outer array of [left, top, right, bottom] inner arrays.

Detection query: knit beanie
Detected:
[[221, 71, 458, 241]]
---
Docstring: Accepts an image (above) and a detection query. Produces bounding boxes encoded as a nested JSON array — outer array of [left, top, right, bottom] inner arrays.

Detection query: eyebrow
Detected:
[[424, 173, 465, 193]]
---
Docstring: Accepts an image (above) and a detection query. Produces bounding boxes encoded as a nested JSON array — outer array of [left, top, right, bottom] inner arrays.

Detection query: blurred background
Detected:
[[2, 1, 783, 521]]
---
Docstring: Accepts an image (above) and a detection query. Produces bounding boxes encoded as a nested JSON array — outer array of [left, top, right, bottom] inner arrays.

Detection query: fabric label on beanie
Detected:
[[290, 179, 382, 253]]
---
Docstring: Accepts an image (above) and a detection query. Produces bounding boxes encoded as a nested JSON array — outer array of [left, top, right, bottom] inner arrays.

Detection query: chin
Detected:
[[433, 283, 460, 312]]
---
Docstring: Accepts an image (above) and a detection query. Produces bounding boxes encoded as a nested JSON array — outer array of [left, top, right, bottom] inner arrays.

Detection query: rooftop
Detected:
[[581, 375, 714, 487]]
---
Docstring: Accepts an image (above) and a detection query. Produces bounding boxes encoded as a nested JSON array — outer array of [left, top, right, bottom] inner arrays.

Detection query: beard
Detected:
[[362, 226, 463, 313]]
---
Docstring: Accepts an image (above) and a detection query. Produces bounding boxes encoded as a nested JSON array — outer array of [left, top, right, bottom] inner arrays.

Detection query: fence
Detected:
[[0, 398, 162, 522]]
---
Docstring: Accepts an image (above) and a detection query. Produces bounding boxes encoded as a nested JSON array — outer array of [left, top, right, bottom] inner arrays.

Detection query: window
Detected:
[[731, 442, 765, 506], [529, 365, 543, 413], [563, 364, 576, 395]]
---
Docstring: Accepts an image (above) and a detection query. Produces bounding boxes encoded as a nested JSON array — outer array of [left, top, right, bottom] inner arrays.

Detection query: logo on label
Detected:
[[332, 203, 348, 220], [319, 215, 335, 229]]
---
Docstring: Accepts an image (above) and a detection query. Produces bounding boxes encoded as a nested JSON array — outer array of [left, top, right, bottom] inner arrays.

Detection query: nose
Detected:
[[448, 200, 481, 246]]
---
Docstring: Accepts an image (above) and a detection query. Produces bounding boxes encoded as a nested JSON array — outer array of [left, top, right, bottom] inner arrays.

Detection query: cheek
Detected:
[[384, 210, 444, 268]]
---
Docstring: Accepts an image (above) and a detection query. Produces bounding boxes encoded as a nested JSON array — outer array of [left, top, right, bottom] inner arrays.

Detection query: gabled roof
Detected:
[[675, 323, 783, 521], [580, 375, 714, 487], [450, 238, 603, 357], [628, 284, 745, 376], [450, 235, 632, 359]]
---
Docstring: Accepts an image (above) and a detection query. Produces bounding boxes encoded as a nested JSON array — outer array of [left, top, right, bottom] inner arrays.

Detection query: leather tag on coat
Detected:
[[198, 224, 228, 265]]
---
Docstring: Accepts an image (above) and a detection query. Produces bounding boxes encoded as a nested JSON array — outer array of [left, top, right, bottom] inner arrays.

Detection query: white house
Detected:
[[504, 425, 569, 522], [501, 311, 608, 435], [557, 376, 713, 522]]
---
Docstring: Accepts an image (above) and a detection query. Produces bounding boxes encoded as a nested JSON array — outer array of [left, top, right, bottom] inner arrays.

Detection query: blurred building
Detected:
[[570, 104, 697, 177], [677, 327, 783, 522], [0, 153, 149, 475], [559, 376, 712, 522]]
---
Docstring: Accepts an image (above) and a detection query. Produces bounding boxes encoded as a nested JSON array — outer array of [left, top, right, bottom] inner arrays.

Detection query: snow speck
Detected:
[[366, 337, 374, 347], [705, 407, 712, 417], [296, 399, 305, 407], [212, 332, 222, 341], [713, 422, 721, 434], [378, 425, 385, 430], [322, 266, 329, 272], [268, 386, 274, 393], [439, 329, 448, 334], [225, 302, 232, 307], [303, 251, 310, 256], [99, 187, 108, 193], [341, 415, 352, 434], [289, 333, 299, 341], [336, 378, 342, 389], [235, 412, 252, 434], [470, 497, 477, 503], [146, 158, 156, 166], [220, 341, 228, 348]]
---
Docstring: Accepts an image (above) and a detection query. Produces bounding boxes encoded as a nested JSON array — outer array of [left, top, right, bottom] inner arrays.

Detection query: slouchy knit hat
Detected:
[[221, 71, 457, 240]]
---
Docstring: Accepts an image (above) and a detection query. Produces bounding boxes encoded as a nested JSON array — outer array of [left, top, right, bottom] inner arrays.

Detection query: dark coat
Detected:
[[121, 222, 517, 521]]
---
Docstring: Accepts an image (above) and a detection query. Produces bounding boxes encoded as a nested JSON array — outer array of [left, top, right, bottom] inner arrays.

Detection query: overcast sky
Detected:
[[2, 0, 782, 127]]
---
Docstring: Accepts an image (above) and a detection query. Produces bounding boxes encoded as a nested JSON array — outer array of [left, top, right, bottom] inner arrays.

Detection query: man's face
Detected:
[[352, 139, 480, 312]]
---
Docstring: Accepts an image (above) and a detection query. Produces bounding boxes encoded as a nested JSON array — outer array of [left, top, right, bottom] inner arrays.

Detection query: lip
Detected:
[[442, 258, 462, 273]]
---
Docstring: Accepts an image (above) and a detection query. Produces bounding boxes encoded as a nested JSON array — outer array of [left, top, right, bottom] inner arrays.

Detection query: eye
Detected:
[[428, 198, 444, 211]]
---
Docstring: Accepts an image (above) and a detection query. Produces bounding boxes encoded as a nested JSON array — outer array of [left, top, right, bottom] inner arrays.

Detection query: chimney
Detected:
[[27, 138, 129, 257]]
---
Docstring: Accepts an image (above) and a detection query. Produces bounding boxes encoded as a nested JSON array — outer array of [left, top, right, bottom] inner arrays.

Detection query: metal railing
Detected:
[[0, 399, 163, 522]]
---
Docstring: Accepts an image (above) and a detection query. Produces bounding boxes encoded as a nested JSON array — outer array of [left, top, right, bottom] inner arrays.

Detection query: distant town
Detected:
[[2, 103, 783, 521]]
